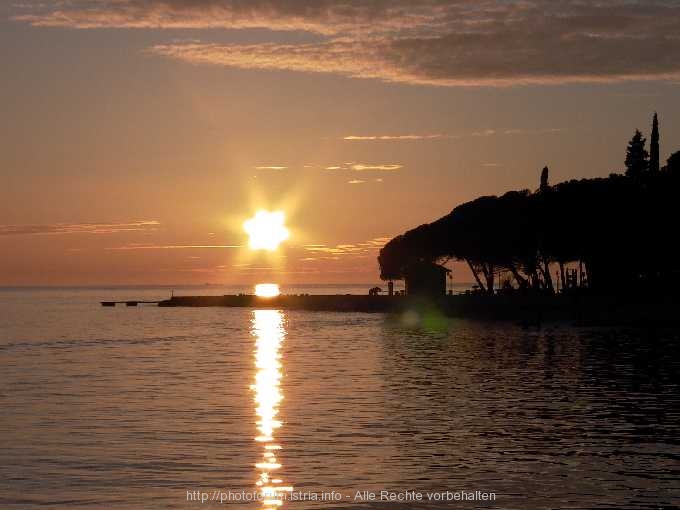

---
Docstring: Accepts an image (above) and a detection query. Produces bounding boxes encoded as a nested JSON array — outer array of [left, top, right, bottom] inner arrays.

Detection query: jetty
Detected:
[[100, 293, 680, 326], [100, 300, 161, 307], [157, 294, 394, 312]]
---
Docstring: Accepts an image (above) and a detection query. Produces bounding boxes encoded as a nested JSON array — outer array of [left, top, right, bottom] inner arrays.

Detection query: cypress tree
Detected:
[[650, 112, 660, 173], [540, 166, 549, 192]]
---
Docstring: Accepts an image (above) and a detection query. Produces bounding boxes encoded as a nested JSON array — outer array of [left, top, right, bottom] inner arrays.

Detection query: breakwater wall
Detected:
[[152, 294, 680, 326]]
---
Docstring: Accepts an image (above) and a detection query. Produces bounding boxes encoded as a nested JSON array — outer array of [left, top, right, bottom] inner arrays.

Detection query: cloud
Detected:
[[303, 236, 392, 256], [502, 128, 564, 136], [346, 178, 387, 183], [24, 2, 680, 85], [351, 164, 401, 171], [15, 1, 680, 86], [470, 128, 563, 137], [13, 0, 424, 31], [0, 221, 160, 236], [343, 134, 456, 141], [471, 129, 497, 137], [347, 177, 386, 183], [364, 236, 392, 246], [326, 162, 402, 171], [14, 0, 468, 34], [107, 244, 241, 250], [342, 129, 562, 141], [304, 245, 352, 255], [255, 166, 287, 170]]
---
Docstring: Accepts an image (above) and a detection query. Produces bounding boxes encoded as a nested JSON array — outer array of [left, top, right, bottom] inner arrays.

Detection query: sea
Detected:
[[1, 285, 679, 509]]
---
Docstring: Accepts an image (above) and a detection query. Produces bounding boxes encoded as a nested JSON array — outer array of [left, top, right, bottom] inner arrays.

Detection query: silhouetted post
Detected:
[[388, 280, 394, 297], [650, 113, 660, 173]]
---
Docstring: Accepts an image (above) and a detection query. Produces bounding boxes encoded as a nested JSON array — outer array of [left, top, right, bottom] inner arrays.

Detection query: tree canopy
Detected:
[[379, 159, 680, 295]]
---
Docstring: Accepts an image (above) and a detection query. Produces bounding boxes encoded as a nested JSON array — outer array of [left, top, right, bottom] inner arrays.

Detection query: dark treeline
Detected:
[[379, 114, 680, 295]]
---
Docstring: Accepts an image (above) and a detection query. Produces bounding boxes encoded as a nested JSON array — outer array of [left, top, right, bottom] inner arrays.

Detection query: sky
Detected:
[[1, 0, 680, 286]]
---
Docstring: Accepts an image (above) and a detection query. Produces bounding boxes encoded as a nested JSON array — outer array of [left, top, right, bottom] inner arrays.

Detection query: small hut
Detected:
[[404, 261, 450, 296]]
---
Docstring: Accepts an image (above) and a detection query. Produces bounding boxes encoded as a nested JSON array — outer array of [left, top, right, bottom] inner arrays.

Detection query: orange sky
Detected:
[[1, 1, 680, 285]]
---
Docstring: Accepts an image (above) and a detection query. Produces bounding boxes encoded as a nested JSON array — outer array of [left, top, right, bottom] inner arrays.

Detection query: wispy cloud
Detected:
[[11, 0, 454, 33], [305, 245, 361, 255], [342, 128, 563, 141], [352, 164, 401, 171], [303, 236, 392, 256], [326, 162, 402, 172], [343, 134, 456, 141], [471, 129, 497, 137], [106, 244, 241, 250], [502, 128, 564, 136], [0, 221, 160, 236], [255, 166, 287, 170], [364, 236, 392, 246], [348, 178, 384, 184], [15, 1, 680, 86], [470, 128, 563, 137]]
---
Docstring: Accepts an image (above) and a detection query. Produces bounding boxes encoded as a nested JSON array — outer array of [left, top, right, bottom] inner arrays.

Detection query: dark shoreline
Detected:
[[141, 294, 680, 326]]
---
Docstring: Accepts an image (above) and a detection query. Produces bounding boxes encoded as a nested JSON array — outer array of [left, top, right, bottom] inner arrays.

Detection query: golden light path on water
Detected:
[[251, 310, 293, 507]]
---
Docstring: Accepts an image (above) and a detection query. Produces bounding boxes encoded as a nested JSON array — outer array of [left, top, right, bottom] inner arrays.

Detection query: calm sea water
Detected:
[[1, 286, 679, 509]]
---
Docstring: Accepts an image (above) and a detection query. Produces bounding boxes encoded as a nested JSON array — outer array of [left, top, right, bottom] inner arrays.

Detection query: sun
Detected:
[[254, 283, 280, 297], [243, 210, 290, 251]]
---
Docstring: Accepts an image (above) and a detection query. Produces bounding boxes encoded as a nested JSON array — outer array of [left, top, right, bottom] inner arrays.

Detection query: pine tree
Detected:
[[625, 130, 649, 177], [649, 113, 660, 173]]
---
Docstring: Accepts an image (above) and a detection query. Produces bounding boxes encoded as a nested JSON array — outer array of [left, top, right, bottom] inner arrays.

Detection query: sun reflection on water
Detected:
[[251, 310, 293, 507]]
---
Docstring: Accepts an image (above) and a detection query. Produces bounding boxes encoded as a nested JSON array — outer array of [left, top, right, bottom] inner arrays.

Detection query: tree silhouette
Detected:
[[379, 118, 680, 296], [625, 130, 649, 177], [649, 113, 660, 173], [540, 166, 549, 192], [666, 151, 680, 174], [379, 161, 680, 296]]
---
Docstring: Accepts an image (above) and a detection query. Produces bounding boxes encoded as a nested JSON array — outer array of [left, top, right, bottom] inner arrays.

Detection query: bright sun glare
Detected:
[[255, 284, 281, 298], [243, 210, 290, 251]]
